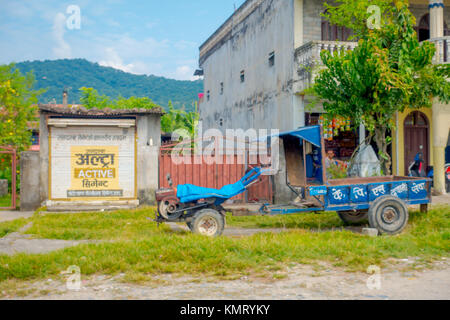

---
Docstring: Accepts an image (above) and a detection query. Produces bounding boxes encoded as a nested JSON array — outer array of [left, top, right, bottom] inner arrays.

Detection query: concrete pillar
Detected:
[[292, 94, 305, 129], [359, 124, 366, 146], [20, 151, 41, 211], [294, 0, 304, 49], [432, 102, 450, 194], [136, 114, 161, 205], [0, 180, 7, 197], [429, 0, 444, 39], [39, 113, 49, 204], [429, 1, 448, 194], [273, 140, 296, 204]]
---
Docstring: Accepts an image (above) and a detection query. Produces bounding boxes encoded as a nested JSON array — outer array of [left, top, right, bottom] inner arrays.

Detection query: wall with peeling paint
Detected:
[[199, 0, 304, 134]]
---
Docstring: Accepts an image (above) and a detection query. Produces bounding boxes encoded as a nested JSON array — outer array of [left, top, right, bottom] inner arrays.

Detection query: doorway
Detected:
[[416, 13, 450, 42], [404, 111, 430, 176]]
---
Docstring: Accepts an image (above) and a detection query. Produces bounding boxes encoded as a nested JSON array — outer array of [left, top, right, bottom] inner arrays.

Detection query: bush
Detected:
[[327, 163, 348, 180]]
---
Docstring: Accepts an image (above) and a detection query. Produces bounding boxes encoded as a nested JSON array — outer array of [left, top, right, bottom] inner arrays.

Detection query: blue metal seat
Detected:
[[177, 167, 262, 204]]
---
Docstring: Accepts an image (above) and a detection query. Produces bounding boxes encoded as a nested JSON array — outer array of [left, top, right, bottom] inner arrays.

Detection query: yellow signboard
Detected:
[[68, 146, 122, 198], [50, 125, 136, 200]]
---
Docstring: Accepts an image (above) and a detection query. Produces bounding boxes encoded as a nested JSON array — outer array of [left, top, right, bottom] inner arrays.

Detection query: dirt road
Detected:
[[3, 259, 448, 300], [1, 196, 448, 300]]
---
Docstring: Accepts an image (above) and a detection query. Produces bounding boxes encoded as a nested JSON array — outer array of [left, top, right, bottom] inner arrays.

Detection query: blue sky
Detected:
[[0, 0, 246, 80]]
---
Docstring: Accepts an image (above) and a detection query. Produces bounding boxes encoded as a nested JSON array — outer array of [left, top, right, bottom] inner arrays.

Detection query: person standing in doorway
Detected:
[[409, 152, 425, 177]]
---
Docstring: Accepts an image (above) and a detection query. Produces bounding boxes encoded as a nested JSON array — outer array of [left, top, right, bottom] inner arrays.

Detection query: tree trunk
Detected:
[[374, 127, 392, 176]]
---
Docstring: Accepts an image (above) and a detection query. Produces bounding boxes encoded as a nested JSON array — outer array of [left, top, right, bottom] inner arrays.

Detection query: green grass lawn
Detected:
[[0, 219, 28, 238], [25, 207, 170, 241], [227, 211, 345, 230], [0, 194, 18, 208], [0, 205, 448, 284]]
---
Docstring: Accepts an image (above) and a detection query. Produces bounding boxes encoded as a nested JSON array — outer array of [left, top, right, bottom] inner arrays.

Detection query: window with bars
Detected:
[[321, 10, 353, 42], [269, 51, 275, 67]]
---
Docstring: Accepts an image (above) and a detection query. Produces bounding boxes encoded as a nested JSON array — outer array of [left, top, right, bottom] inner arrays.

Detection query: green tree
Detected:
[[0, 64, 43, 152], [79, 88, 199, 138], [115, 96, 159, 110], [308, 0, 450, 174], [79, 87, 160, 110], [16, 59, 203, 109], [79, 87, 111, 109], [161, 100, 199, 137]]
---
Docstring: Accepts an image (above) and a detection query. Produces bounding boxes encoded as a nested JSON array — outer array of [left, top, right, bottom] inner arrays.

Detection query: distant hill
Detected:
[[15, 59, 203, 112]]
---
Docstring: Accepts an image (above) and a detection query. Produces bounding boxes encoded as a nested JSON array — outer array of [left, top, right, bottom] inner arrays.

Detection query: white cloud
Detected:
[[99, 47, 136, 73], [52, 12, 72, 59], [94, 35, 196, 78], [106, 19, 120, 28], [173, 65, 197, 81], [145, 21, 158, 29], [2, 2, 34, 19], [1, 1, 200, 81], [174, 40, 197, 51], [98, 47, 163, 76]]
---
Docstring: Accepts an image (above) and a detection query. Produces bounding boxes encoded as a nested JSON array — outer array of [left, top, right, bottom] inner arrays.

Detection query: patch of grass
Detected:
[[227, 211, 344, 230], [26, 207, 170, 240], [0, 279, 37, 298], [0, 206, 448, 283], [0, 194, 19, 208], [272, 273, 288, 280], [120, 272, 169, 286], [0, 219, 28, 238]]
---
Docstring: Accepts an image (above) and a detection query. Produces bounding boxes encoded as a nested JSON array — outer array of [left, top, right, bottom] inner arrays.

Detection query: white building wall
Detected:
[[200, 0, 298, 132], [199, 0, 450, 135]]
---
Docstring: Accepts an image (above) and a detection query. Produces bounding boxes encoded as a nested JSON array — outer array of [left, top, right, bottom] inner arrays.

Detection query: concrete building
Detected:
[[198, 0, 450, 194], [38, 105, 163, 211]]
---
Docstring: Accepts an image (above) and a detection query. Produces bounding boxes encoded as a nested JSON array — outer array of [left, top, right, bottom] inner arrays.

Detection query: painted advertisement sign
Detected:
[[50, 126, 136, 200]]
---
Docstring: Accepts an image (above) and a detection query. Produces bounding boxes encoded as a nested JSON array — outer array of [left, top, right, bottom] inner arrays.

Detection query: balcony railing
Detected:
[[294, 38, 449, 93], [429, 36, 450, 64], [294, 40, 357, 92]]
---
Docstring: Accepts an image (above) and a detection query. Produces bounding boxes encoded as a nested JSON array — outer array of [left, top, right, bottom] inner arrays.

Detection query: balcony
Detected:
[[429, 36, 450, 64], [294, 37, 449, 93], [294, 41, 357, 93]]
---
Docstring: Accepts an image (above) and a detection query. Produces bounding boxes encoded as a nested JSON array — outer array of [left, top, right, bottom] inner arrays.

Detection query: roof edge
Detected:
[[199, 0, 262, 63], [38, 104, 165, 116]]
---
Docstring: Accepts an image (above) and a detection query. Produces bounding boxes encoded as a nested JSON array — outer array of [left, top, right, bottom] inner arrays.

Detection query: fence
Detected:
[[0, 146, 17, 210], [159, 149, 273, 204]]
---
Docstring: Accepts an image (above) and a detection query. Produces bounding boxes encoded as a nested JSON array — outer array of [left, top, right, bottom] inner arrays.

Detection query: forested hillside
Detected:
[[15, 59, 203, 111]]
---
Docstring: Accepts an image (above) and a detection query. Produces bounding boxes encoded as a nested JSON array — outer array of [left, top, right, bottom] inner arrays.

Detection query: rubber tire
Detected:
[[368, 196, 409, 235], [191, 209, 225, 237], [337, 211, 368, 225]]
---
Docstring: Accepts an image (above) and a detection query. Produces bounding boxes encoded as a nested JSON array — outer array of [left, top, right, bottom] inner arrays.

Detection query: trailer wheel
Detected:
[[337, 211, 368, 225], [368, 196, 409, 235], [191, 209, 225, 237]]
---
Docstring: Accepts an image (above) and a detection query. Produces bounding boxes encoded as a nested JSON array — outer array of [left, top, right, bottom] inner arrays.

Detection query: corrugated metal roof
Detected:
[[39, 104, 165, 116]]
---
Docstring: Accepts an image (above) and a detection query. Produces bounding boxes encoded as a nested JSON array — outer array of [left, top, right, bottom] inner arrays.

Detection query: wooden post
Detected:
[[420, 204, 429, 213], [320, 125, 328, 185]]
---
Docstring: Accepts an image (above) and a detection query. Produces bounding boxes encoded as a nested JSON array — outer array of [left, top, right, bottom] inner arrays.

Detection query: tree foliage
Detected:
[[79, 88, 199, 137], [322, 0, 394, 38], [79, 87, 159, 110], [308, 0, 450, 174], [15, 59, 203, 112], [161, 101, 199, 137], [0, 63, 43, 152]]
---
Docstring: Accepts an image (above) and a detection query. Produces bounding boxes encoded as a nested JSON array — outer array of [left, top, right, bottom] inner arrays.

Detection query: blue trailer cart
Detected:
[[155, 126, 432, 237]]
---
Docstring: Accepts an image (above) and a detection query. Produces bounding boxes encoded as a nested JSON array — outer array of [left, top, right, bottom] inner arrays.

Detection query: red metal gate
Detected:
[[159, 150, 273, 204], [0, 146, 17, 210]]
